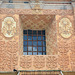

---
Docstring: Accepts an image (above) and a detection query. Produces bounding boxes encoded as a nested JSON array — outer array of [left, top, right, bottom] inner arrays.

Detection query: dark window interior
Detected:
[[23, 30, 46, 55]]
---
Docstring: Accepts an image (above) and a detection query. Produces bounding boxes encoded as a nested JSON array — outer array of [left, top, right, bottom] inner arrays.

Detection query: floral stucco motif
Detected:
[[59, 18, 72, 38], [1, 17, 16, 37]]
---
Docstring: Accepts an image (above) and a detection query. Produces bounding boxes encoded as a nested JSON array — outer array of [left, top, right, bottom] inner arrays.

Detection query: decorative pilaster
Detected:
[[56, 15, 74, 71]]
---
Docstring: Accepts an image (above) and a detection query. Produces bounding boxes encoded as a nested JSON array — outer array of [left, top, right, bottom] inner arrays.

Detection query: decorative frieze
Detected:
[[0, 8, 73, 15], [33, 56, 45, 69], [20, 56, 32, 69]]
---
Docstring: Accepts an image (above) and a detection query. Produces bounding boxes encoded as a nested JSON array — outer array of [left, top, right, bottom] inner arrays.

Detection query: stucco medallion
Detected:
[[59, 18, 72, 38], [1, 17, 16, 37]]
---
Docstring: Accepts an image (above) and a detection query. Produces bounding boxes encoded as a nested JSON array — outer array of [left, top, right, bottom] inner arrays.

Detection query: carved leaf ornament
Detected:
[[1, 17, 16, 37], [59, 18, 72, 38]]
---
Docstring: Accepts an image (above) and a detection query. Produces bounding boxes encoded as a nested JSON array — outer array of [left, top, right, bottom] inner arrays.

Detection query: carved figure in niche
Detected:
[[59, 18, 72, 38], [1, 17, 16, 37]]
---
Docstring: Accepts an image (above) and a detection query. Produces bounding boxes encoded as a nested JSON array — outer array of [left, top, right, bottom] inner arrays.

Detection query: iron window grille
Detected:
[[23, 30, 46, 55]]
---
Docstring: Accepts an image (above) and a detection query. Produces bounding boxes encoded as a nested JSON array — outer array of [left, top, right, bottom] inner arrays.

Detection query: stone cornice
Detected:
[[0, 3, 72, 10]]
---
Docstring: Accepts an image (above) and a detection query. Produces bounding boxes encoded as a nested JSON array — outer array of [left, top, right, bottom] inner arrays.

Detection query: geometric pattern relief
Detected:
[[58, 54, 69, 65], [0, 41, 6, 64], [20, 15, 57, 56], [59, 18, 73, 38], [1, 17, 16, 38], [19, 56, 58, 70], [20, 56, 32, 69], [58, 47, 69, 54], [58, 54, 70, 71], [33, 56, 45, 69], [46, 17, 57, 55], [0, 41, 18, 71], [0, 8, 73, 15], [46, 56, 57, 69], [70, 51, 75, 71], [6, 41, 18, 53], [59, 65, 70, 71], [20, 15, 55, 30]]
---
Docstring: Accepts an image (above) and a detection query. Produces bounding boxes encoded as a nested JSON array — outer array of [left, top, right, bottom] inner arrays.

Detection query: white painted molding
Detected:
[[43, 1, 71, 4], [72, 2, 75, 7], [0, 1, 2, 5]]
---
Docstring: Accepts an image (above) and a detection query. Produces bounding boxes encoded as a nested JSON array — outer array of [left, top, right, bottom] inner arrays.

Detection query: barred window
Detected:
[[23, 30, 46, 55]]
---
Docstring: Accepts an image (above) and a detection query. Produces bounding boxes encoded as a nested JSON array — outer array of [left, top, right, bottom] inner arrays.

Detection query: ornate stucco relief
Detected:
[[59, 18, 72, 38], [1, 17, 16, 38]]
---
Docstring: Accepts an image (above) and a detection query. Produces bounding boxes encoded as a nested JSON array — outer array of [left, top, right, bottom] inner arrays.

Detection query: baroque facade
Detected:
[[0, 0, 75, 75]]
